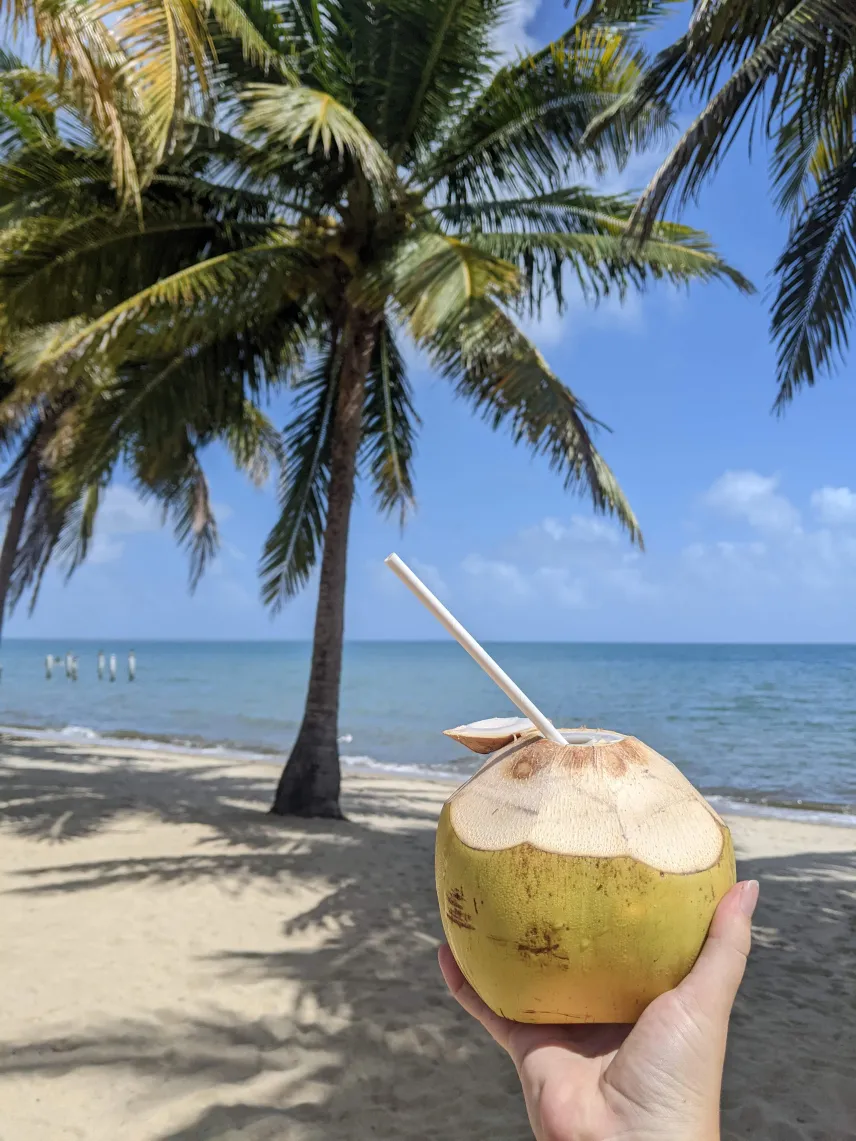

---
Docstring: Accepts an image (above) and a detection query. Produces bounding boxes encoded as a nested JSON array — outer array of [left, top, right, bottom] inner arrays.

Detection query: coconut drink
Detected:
[[384, 553, 736, 1026], [437, 718, 735, 1024]]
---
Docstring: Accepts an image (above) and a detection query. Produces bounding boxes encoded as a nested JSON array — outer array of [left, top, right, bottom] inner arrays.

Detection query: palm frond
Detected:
[[430, 297, 640, 540], [772, 146, 856, 408], [8, 468, 59, 612], [573, 0, 686, 32], [3, 406, 79, 613], [360, 321, 417, 523], [126, 427, 220, 589], [372, 230, 519, 340], [478, 226, 754, 310], [0, 365, 32, 457], [49, 479, 101, 582], [49, 314, 308, 511], [154, 451, 219, 589], [436, 185, 752, 310], [0, 207, 289, 328], [7, 238, 320, 392], [223, 401, 284, 485], [5, 0, 145, 203], [384, 0, 499, 158], [771, 69, 856, 216], [421, 27, 669, 199], [0, 63, 59, 151], [260, 340, 340, 608], [619, 0, 856, 234], [0, 143, 114, 220], [106, 0, 214, 173], [434, 186, 630, 230], [241, 83, 397, 195], [207, 0, 296, 80]]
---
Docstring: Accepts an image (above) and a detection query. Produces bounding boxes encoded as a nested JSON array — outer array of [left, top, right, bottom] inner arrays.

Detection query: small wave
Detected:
[[2, 720, 855, 824], [0, 722, 279, 766], [58, 725, 100, 741], [338, 733, 353, 744], [341, 753, 461, 782], [706, 794, 856, 828]]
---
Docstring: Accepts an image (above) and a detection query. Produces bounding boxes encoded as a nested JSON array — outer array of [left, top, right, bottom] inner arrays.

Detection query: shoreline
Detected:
[[1, 734, 854, 1140], [3, 722, 856, 829]]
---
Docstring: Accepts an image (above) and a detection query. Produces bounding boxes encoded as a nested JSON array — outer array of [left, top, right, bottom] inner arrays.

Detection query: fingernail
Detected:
[[739, 879, 760, 917]]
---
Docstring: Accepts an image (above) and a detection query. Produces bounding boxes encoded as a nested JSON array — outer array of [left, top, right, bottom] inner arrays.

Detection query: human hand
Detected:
[[439, 879, 758, 1141]]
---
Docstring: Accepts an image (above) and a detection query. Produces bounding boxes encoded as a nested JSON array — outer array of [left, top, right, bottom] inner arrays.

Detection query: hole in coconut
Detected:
[[560, 730, 626, 746]]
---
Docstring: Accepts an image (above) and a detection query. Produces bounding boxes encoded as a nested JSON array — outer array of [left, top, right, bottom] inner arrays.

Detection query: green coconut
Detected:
[[436, 720, 736, 1023]]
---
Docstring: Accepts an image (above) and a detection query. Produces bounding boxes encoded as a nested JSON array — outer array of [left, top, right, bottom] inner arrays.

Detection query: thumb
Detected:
[[676, 879, 758, 1023]]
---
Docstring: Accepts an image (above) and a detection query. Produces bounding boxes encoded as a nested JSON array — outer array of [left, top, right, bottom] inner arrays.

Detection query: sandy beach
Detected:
[[1, 736, 855, 1141]]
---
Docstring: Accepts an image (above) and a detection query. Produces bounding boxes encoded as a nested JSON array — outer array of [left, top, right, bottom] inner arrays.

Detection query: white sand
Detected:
[[1, 735, 854, 1141]]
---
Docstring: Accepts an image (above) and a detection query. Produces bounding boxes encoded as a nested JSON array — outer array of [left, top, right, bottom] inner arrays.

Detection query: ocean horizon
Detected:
[[2, 638, 856, 825]]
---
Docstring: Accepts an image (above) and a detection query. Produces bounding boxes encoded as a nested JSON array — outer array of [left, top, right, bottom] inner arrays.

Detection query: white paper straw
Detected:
[[385, 552, 566, 745]]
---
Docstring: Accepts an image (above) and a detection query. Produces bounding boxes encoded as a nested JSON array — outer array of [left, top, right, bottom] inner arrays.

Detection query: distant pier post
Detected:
[[45, 653, 53, 680], [97, 650, 105, 680], [109, 653, 117, 683], [128, 649, 136, 682]]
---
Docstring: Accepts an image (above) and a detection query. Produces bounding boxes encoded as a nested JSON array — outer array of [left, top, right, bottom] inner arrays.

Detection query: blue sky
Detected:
[[9, 1, 856, 643]]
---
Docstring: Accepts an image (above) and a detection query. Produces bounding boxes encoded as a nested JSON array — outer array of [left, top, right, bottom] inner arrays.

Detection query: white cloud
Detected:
[[371, 552, 451, 604], [704, 470, 801, 534], [464, 512, 656, 610], [509, 514, 626, 567], [410, 557, 450, 600], [463, 554, 531, 600], [98, 486, 161, 536], [491, 0, 540, 61], [538, 515, 622, 546], [87, 486, 162, 564], [460, 471, 856, 630], [519, 278, 646, 348], [605, 560, 659, 601], [223, 540, 245, 561], [86, 487, 236, 566], [532, 566, 586, 608], [685, 472, 856, 597], [89, 535, 126, 565], [811, 486, 856, 526], [596, 140, 675, 198]]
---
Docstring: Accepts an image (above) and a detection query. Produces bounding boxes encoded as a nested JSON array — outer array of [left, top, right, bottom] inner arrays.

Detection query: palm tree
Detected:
[[0, 0, 751, 817], [578, 0, 856, 406], [0, 36, 282, 641]]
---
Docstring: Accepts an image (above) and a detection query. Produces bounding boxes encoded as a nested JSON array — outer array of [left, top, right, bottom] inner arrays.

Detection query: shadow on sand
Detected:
[[1, 736, 855, 1140]]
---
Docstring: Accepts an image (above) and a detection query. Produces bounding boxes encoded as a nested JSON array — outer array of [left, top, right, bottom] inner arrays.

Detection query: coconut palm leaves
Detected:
[[0, 0, 757, 813], [0, 0, 293, 201], [0, 0, 752, 610], [580, 0, 856, 404]]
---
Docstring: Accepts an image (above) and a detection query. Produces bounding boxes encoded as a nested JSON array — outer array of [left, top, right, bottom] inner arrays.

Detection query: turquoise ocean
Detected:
[[2, 639, 856, 823]]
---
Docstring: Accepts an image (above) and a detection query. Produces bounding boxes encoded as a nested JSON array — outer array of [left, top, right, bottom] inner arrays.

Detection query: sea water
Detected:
[[1, 640, 855, 820]]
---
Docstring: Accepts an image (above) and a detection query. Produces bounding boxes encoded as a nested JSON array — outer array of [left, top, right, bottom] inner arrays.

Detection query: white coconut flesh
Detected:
[[445, 723, 726, 876], [443, 717, 536, 753]]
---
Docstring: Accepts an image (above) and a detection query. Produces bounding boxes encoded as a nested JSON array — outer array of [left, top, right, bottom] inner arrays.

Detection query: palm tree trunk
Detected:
[[271, 312, 378, 818], [0, 440, 41, 645]]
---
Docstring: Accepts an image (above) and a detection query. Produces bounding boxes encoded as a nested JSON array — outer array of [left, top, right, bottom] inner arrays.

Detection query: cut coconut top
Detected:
[[445, 718, 626, 755], [444, 717, 535, 754], [447, 728, 725, 875]]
